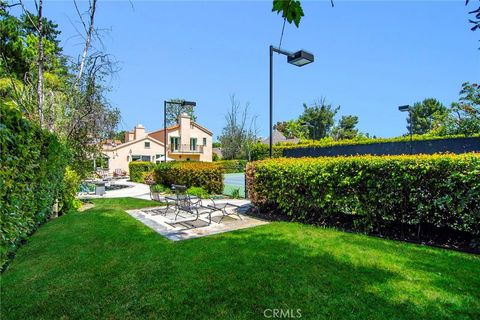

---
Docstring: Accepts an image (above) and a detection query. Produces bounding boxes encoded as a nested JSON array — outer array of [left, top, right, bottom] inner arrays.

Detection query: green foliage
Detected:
[[272, 0, 304, 27], [212, 152, 220, 161], [274, 119, 308, 139], [215, 159, 247, 173], [0, 103, 69, 270], [332, 115, 360, 140], [249, 134, 480, 160], [230, 188, 241, 199], [408, 98, 448, 135], [165, 99, 197, 126], [128, 161, 154, 183], [150, 184, 168, 193], [299, 99, 340, 139], [153, 162, 224, 194], [246, 154, 480, 237], [187, 186, 209, 199], [61, 166, 82, 212]]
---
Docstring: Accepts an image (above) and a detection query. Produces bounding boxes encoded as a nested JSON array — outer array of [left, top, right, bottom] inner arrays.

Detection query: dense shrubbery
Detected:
[[1, 105, 71, 270], [246, 154, 480, 239], [215, 160, 247, 173], [154, 162, 224, 194], [129, 161, 154, 183], [250, 134, 480, 160]]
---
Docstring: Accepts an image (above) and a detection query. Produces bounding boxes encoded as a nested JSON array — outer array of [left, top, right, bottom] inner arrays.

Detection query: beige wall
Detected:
[[104, 116, 212, 174], [104, 137, 165, 173]]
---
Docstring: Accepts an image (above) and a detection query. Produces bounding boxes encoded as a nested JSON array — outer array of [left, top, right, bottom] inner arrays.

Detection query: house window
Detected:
[[170, 137, 180, 151], [155, 154, 161, 159], [190, 138, 197, 151], [132, 155, 151, 162], [144, 141, 150, 149], [203, 137, 207, 146]]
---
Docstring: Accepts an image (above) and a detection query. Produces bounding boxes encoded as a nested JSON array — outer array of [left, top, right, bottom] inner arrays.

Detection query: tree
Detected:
[[430, 82, 480, 136], [218, 95, 257, 160], [274, 119, 307, 139], [165, 98, 197, 126], [299, 98, 339, 139], [407, 98, 448, 135], [272, 0, 333, 28], [1, 2, 120, 177], [332, 115, 359, 140]]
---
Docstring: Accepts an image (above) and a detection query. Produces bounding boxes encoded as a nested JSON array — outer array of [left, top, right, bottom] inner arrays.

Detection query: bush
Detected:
[[215, 160, 247, 173], [150, 184, 168, 193], [250, 134, 480, 160], [129, 161, 154, 183], [61, 166, 82, 212], [187, 186, 209, 199], [154, 162, 224, 194], [246, 154, 480, 237], [1, 104, 70, 270]]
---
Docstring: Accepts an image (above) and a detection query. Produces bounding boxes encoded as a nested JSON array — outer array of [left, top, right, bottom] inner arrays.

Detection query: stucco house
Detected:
[[102, 113, 213, 174]]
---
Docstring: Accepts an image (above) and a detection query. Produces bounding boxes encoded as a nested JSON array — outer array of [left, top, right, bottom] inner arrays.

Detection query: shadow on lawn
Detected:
[[2, 207, 478, 320]]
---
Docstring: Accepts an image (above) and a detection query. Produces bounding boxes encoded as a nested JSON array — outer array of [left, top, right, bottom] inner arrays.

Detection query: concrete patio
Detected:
[[126, 199, 268, 241]]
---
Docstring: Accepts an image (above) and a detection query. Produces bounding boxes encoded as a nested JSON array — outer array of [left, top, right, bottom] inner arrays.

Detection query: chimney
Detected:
[[134, 124, 146, 140], [179, 113, 191, 146], [124, 131, 133, 143]]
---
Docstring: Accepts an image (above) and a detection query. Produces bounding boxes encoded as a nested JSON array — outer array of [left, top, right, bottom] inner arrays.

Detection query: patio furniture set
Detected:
[[148, 184, 242, 226]]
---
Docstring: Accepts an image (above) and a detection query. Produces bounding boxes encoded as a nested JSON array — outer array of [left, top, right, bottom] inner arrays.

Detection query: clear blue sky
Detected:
[[16, 0, 480, 139]]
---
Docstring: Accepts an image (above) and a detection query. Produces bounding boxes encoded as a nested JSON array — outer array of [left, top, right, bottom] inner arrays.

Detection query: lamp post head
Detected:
[[182, 101, 196, 107], [288, 50, 314, 67], [398, 105, 411, 112]]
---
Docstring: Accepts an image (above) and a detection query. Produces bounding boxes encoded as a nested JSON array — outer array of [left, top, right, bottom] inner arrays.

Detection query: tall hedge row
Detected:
[[154, 162, 224, 194], [246, 154, 480, 237], [1, 105, 70, 269], [129, 161, 154, 182], [250, 134, 480, 161]]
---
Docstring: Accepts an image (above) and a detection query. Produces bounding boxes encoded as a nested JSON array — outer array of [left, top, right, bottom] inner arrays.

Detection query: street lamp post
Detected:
[[398, 105, 413, 154], [164, 100, 196, 162], [269, 45, 314, 157]]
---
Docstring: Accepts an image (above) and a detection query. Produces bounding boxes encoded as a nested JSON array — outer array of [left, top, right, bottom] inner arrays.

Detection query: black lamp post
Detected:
[[269, 45, 314, 157], [398, 105, 413, 154], [163, 100, 196, 162]]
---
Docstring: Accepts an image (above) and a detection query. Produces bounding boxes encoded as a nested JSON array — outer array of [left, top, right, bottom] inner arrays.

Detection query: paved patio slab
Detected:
[[126, 199, 269, 241]]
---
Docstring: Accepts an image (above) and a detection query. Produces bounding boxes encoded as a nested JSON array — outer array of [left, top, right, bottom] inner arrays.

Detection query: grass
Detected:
[[1, 197, 479, 319]]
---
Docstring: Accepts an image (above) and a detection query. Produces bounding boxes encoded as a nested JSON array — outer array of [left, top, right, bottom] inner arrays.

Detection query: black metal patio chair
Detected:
[[171, 184, 212, 225], [206, 198, 243, 223]]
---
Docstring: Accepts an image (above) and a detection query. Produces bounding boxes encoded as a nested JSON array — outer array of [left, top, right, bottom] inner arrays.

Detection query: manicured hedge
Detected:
[[215, 160, 247, 173], [154, 162, 224, 194], [129, 161, 154, 183], [1, 104, 70, 270], [250, 134, 480, 160], [246, 154, 480, 237]]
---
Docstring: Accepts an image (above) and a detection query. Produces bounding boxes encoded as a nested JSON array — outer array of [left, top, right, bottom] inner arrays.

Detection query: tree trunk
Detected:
[[37, 0, 44, 128], [77, 0, 97, 82]]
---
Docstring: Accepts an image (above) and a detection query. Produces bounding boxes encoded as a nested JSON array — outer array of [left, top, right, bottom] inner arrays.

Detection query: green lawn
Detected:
[[1, 198, 479, 319]]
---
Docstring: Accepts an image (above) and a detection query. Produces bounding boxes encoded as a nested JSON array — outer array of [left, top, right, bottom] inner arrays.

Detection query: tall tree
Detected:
[[407, 98, 448, 135], [430, 83, 480, 136], [332, 115, 359, 140], [219, 95, 257, 160], [299, 98, 340, 139]]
